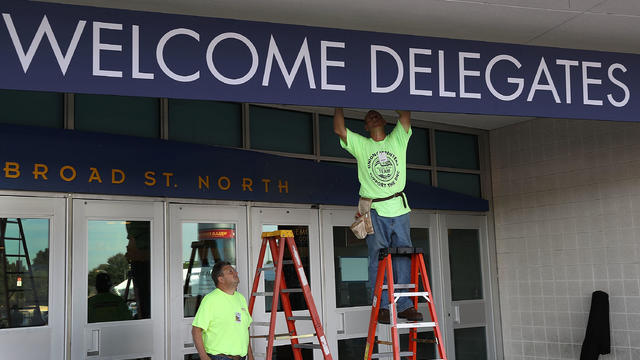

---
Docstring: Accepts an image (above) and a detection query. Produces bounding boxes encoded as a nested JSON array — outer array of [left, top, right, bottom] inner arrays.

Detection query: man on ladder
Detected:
[[334, 108, 423, 324]]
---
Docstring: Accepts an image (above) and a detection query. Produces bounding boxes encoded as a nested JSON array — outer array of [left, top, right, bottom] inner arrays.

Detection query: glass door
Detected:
[[168, 204, 249, 359], [320, 208, 442, 359], [439, 214, 496, 360], [249, 207, 322, 360], [71, 199, 164, 359], [0, 196, 65, 358]]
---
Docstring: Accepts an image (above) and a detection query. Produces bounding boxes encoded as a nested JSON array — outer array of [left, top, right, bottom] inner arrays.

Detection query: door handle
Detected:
[[453, 305, 460, 324], [87, 329, 100, 356]]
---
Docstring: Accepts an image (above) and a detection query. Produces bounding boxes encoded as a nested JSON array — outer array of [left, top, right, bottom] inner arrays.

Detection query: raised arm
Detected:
[[333, 107, 347, 144], [396, 110, 411, 133]]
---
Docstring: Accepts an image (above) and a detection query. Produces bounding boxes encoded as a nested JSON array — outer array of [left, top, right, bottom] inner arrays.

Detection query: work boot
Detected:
[[398, 307, 423, 321], [378, 309, 390, 324]]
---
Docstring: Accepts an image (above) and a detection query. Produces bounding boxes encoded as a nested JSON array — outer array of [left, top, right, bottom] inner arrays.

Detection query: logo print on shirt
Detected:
[[367, 151, 400, 187]]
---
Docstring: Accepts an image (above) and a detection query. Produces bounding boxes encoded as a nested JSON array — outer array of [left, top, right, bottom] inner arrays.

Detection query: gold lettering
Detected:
[[59, 165, 77, 182], [218, 176, 231, 191], [242, 177, 253, 192], [261, 179, 271, 192], [88, 167, 102, 183], [144, 171, 156, 186], [112, 169, 125, 184], [198, 176, 210, 190], [162, 172, 174, 187], [278, 180, 289, 194], [3, 162, 20, 178], [33, 164, 48, 180]]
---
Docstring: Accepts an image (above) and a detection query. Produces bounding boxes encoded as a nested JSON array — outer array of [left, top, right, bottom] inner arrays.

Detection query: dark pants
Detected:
[[207, 354, 245, 360]]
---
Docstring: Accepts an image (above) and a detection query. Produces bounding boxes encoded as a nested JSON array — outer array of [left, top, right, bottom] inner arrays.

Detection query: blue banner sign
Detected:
[[0, 0, 637, 121], [0, 124, 488, 211]]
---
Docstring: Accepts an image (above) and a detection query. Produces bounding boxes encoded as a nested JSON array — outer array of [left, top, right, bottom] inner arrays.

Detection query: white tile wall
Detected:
[[491, 118, 640, 360]]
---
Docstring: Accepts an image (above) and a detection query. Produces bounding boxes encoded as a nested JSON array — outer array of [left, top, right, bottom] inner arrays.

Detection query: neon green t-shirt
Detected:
[[340, 121, 412, 217], [192, 288, 253, 356]]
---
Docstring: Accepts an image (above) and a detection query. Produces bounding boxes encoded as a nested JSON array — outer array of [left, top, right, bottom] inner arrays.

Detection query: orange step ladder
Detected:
[[365, 247, 447, 360], [248, 230, 333, 360]]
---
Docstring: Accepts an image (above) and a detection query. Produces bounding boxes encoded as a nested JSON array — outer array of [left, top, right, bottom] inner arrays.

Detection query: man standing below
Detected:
[[192, 261, 254, 360], [334, 108, 423, 324]]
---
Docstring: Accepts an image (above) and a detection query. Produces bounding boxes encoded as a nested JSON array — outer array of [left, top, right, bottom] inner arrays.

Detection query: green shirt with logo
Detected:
[[340, 121, 412, 217], [192, 288, 253, 356]]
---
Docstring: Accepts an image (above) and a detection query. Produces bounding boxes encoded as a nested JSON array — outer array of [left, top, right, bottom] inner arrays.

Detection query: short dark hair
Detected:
[[211, 261, 231, 287], [95, 272, 112, 293]]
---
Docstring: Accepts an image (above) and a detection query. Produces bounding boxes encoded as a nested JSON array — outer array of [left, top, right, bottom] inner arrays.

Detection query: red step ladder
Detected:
[[248, 230, 333, 360], [365, 247, 447, 360]]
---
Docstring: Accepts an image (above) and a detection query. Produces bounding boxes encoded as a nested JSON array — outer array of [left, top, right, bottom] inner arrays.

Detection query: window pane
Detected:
[[169, 99, 242, 147], [0, 89, 63, 128], [435, 130, 479, 170], [437, 172, 481, 198], [406, 169, 431, 187], [454, 327, 487, 360], [400, 332, 437, 359], [87, 220, 151, 322], [448, 229, 483, 301], [182, 223, 237, 318], [339, 337, 378, 359], [318, 115, 367, 158], [407, 127, 429, 166], [250, 106, 312, 154], [262, 225, 310, 312], [0, 218, 49, 328], [333, 226, 370, 308], [75, 94, 159, 138]]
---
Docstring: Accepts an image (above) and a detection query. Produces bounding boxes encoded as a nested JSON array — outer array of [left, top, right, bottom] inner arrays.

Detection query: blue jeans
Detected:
[[366, 209, 413, 312]]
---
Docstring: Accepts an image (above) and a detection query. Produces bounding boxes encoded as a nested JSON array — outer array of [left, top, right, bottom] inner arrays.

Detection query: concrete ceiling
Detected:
[[37, 0, 640, 130]]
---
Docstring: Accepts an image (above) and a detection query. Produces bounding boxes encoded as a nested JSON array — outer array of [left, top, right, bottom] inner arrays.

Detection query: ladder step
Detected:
[[393, 291, 430, 298], [293, 343, 321, 350], [252, 292, 273, 297], [371, 351, 414, 358], [250, 332, 291, 339], [4, 254, 27, 257], [287, 316, 312, 321], [276, 333, 315, 340], [2, 237, 22, 240], [281, 288, 303, 293], [396, 321, 437, 329], [382, 284, 415, 290]]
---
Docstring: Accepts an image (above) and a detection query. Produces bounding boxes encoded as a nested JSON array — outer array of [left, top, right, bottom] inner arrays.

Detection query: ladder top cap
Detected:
[[262, 230, 294, 238]]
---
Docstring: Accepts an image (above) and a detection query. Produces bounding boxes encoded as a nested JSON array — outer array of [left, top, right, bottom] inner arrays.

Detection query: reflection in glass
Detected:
[[263, 225, 310, 312], [332, 226, 432, 307], [454, 327, 487, 360], [339, 337, 377, 359], [87, 220, 150, 321], [400, 332, 437, 359], [0, 218, 49, 328], [182, 223, 236, 317], [448, 229, 483, 301]]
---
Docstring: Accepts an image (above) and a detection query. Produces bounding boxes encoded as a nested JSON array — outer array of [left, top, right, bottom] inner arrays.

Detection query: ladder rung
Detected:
[[2, 237, 22, 240], [382, 284, 415, 290], [293, 343, 321, 350], [396, 321, 436, 329], [281, 288, 303, 293], [260, 260, 294, 271], [393, 291, 430, 298], [252, 292, 273, 297], [371, 351, 414, 358], [276, 333, 315, 340], [412, 338, 438, 344], [4, 254, 27, 257], [250, 332, 291, 339], [376, 340, 393, 346], [252, 321, 271, 327], [287, 316, 312, 321], [4, 220, 19, 224]]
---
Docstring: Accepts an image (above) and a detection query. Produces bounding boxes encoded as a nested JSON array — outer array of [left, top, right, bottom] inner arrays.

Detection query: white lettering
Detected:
[[371, 45, 403, 93], [527, 57, 560, 103], [459, 52, 481, 99], [320, 41, 345, 91], [556, 59, 579, 104], [206, 32, 258, 85], [93, 22, 123, 78], [132, 25, 154, 80], [156, 28, 200, 82], [607, 63, 630, 108], [485, 55, 523, 101], [582, 61, 603, 106], [262, 36, 316, 89], [409, 48, 432, 96], [438, 50, 456, 97], [3, 14, 85, 75]]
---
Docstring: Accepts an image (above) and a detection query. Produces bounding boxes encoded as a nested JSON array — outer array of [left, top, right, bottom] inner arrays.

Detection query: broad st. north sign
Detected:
[[0, 0, 637, 121]]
